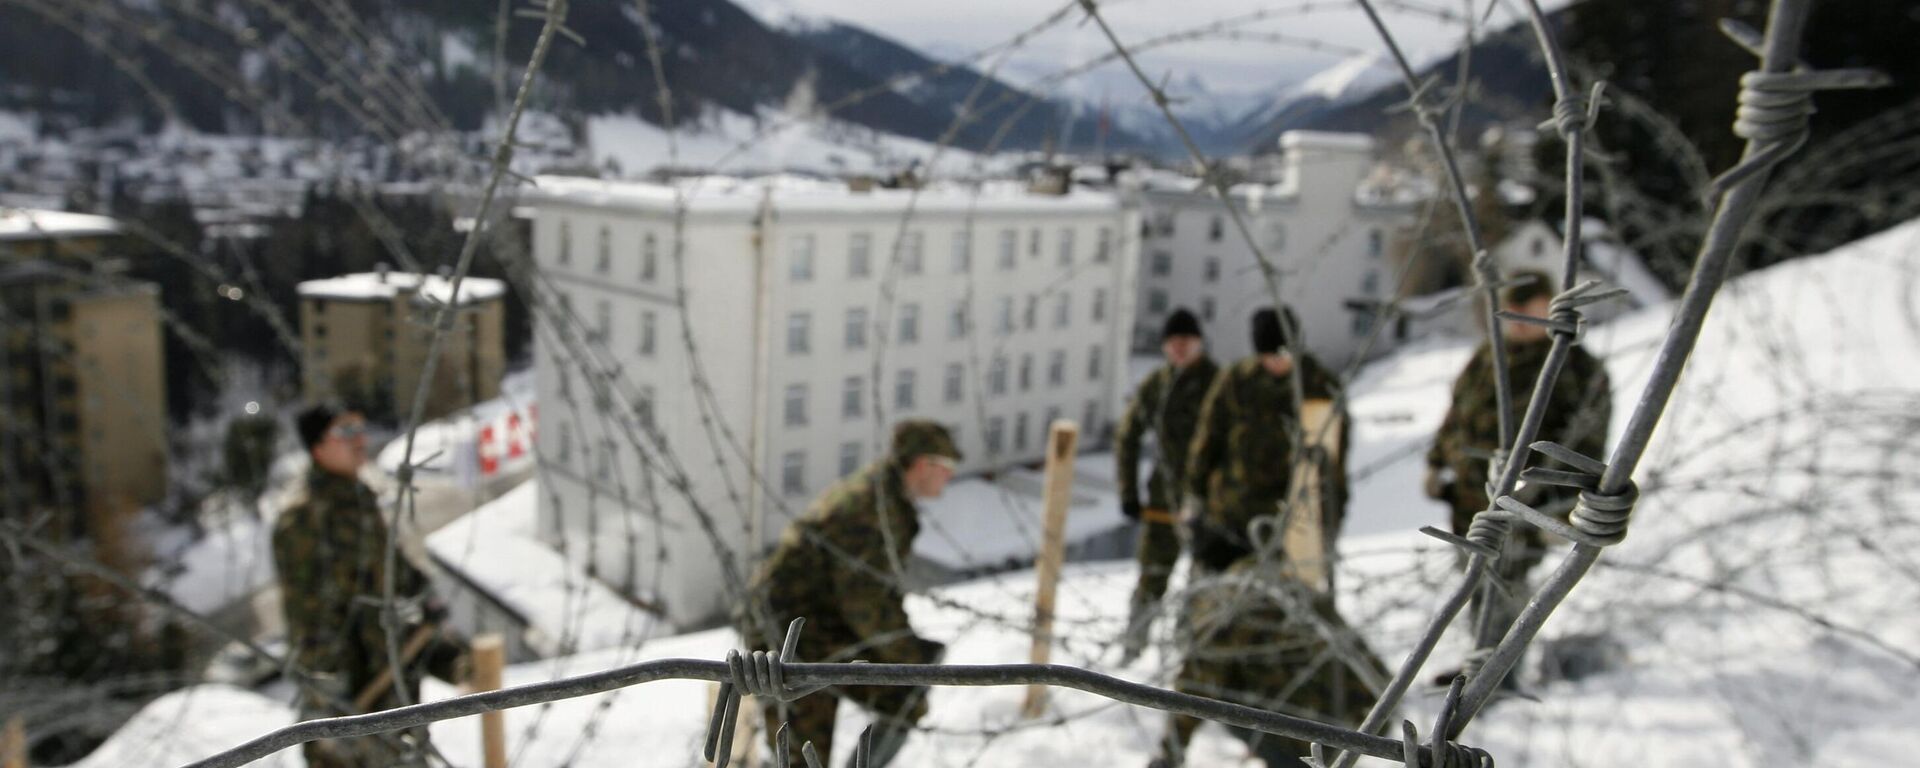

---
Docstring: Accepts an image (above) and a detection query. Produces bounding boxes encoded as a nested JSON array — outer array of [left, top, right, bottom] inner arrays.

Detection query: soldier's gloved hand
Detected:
[[1178, 496, 1203, 526], [422, 596, 450, 625], [1121, 498, 1142, 521], [915, 638, 948, 665]]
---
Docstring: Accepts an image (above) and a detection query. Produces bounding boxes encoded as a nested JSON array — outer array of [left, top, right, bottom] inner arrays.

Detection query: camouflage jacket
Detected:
[[1115, 356, 1220, 515], [1427, 338, 1612, 530], [746, 459, 936, 665], [272, 468, 449, 714], [1185, 354, 1348, 571]]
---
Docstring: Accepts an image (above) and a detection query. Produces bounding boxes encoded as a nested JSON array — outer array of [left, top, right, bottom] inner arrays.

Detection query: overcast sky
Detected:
[[740, 0, 1577, 106]]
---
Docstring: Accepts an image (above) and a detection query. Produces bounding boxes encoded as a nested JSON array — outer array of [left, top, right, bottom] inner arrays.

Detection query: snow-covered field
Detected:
[[84, 220, 1920, 766]]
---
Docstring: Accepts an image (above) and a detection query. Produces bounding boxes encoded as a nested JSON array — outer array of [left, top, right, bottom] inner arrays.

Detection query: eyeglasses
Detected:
[[327, 423, 367, 440], [924, 456, 958, 471]]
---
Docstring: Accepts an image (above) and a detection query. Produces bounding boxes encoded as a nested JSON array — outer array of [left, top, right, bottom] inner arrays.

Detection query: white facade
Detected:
[[523, 175, 1139, 626], [1134, 131, 1413, 367]]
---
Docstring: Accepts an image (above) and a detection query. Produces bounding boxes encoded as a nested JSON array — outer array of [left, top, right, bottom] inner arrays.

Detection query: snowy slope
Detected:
[[91, 220, 1920, 766]]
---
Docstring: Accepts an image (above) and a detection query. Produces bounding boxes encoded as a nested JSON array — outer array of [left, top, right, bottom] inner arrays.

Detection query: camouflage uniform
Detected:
[[272, 468, 464, 768], [1163, 560, 1386, 765], [1427, 337, 1611, 643], [742, 422, 960, 767], [1160, 353, 1375, 766], [1115, 356, 1220, 609], [1183, 354, 1349, 574]]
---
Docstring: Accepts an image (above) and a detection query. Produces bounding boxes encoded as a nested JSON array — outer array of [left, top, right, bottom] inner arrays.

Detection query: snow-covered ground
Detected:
[[87, 219, 1920, 766]]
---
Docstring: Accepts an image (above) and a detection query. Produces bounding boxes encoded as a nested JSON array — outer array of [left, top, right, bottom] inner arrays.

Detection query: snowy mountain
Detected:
[[79, 216, 1920, 766]]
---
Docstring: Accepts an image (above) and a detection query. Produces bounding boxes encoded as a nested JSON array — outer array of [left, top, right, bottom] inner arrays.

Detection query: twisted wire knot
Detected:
[[1536, 81, 1605, 141], [1400, 678, 1497, 767], [1493, 441, 1639, 548], [1708, 19, 1889, 196], [706, 618, 827, 768]]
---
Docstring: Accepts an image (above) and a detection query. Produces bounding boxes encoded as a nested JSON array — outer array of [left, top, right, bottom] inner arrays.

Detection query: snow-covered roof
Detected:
[[526, 174, 1127, 218], [1278, 130, 1375, 152], [0, 207, 121, 242], [297, 271, 507, 305]]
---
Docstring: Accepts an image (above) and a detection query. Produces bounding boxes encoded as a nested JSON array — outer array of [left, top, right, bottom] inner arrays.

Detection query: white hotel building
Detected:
[[1134, 131, 1416, 367], [523, 175, 1139, 625]]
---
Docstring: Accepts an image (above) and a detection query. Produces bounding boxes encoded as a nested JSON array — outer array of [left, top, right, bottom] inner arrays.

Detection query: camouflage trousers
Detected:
[[298, 681, 434, 768], [1129, 513, 1183, 609], [1160, 567, 1383, 767], [1448, 494, 1555, 649], [745, 620, 932, 766]]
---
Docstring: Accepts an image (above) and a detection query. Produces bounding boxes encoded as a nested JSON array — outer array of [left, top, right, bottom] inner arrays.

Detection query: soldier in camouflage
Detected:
[[1426, 271, 1612, 656], [1114, 308, 1219, 663], [742, 420, 961, 768], [273, 404, 468, 768], [1154, 307, 1380, 767]]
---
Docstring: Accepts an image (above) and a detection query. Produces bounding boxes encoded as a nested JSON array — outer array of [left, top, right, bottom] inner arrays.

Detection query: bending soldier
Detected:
[[1114, 308, 1219, 663], [742, 420, 961, 768], [273, 404, 468, 768]]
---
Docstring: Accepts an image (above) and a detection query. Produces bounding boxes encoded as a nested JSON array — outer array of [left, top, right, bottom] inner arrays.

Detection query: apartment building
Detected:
[[296, 268, 507, 423], [1135, 131, 1415, 367], [0, 209, 167, 538], [523, 175, 1140, 625]]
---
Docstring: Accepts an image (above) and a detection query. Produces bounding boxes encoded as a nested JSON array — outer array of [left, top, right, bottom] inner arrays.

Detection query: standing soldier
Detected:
[[274, 404, 468, 768], [743, 420, 961, 768], [1425, 272, 1611, 665], [1114, 308, 1218, 663], [1152, 307, 1381, 767]]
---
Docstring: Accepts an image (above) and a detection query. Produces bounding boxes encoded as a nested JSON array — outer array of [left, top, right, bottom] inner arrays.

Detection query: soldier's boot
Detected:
[[1119, 597, 1156, 666]]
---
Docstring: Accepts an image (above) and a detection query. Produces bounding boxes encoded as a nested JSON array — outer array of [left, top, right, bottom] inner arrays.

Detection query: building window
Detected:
[[596, 226, 612, 273], [902, 232, 925, 275], [787, 312, 810, 355], [1044, 407, 1062, 435], [1014, 412, 1030, 451], [845, 307, 869, 350], [951, 230, 972, 273], [594, 300, 611, 343], [895, 369, 916, 410], [849, 232, 872, 278], [996, 297, 1014, 336], [1047, 350, 1066, 387], [790, 233, 815, 282], [1087, 345, 1103, 381], [1147, 289, 1169, 314], [1092, 289, 1107, 322], [1150, 251, 1172, 277], [1054, 294, 1071, 328], [639, 310, 657, 356], [839, 442, 862, 476], [1095, 227, 1112, 263], [595, 441, 611, 481], [843, 376, 863, 419], [1155, 211, 1176, 236], [1018, 354, 1033, 391], [1204, 257, 1221, 283], [989, 356, 1009, 395], [784, 384, 808, 427], [998, 229, 1017, 270], [1353, 311, 1375, 338], [1368, 228, 1384, 259], [898, 303, 920, 345], [1023, 297, 1037, 330], [1201, 297, 1216, 322], [782, 451, 805, 495], [641, 232, 659, 282], [1058, 227, 1075, 266], [558, 219, 572, 265], [557, 421, 572, 463], [1209, 215, 1224, 242], [1362, 269, 1382, 296], [635, 385, 656, 430], [944, 363, 964, 403], [987, 417, 1006, 454], [949, 300, 968, 340], [1531, 236, 1546, 258], [1083, 400, 1100, 434], [1029, 227, 1041, 257]]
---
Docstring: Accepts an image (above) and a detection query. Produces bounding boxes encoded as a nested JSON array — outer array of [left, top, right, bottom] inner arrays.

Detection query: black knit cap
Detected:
[[296, 403, 343, 451], [1250, 306, 1299, 354], [1161, 308, 1203, 340]]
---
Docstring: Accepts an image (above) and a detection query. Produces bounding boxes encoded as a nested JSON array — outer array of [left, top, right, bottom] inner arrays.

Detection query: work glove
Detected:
[[1121, 498, 1142, 521]]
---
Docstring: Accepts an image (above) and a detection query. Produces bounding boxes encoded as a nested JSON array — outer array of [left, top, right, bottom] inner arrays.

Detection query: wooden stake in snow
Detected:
[[3, 716, 24, 768], [472, 634, 508, 768], [1023, 420, 1080, 718]]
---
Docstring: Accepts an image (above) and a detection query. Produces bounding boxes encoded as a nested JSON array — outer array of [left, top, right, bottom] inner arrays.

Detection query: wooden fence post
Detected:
[[472, 634, 508, 768], [1023, 420, 1080, 718], [3, 716, 25, 768]]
